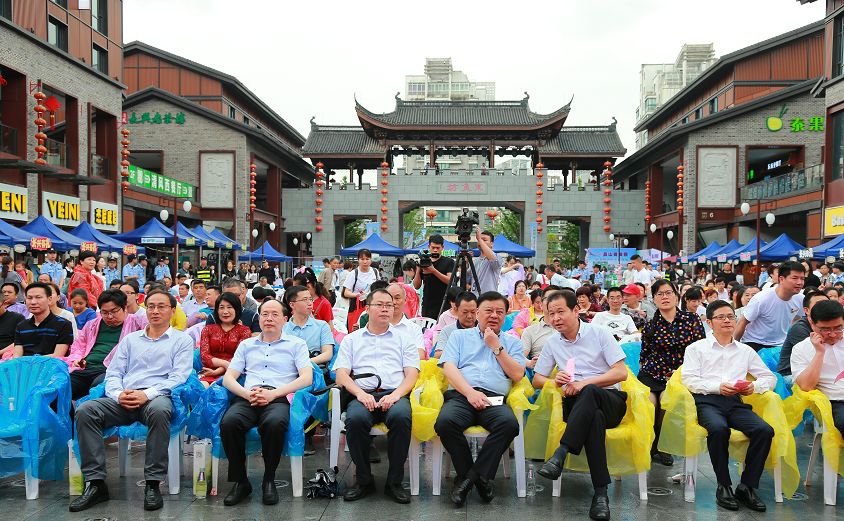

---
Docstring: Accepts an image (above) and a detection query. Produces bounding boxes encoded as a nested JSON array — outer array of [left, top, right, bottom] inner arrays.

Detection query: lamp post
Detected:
[[740, 200, 775, 267], [608, 233, 629, 271]]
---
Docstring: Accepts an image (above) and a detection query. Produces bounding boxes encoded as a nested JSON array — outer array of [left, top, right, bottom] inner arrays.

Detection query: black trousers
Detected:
[[693, 393, 774, 489], [345, 390, 411, 485], [434, 390, 520, 480], [70, 367, 107, 400], [831, 400, 844, 435], [220, 396, 290, 483], [559, 385, 627, 487]]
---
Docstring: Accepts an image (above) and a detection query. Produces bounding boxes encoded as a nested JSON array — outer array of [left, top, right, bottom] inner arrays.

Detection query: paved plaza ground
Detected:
[[1, 428, 840, 521]]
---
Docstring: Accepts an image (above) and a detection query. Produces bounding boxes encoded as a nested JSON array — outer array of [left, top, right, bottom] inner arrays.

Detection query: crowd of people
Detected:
[[4, 232, 844, 520]]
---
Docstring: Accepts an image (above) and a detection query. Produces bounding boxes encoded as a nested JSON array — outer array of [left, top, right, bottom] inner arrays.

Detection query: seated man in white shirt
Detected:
[[219, 299, 313, 506], [71, 290, 194, 513], [591, 287, 638, 341], [387, 283, 425, 359], [791, 299, 844, 436], [533, 290, 628, 521], [334, 289, 420, 504], [681, 300, 776, 513]]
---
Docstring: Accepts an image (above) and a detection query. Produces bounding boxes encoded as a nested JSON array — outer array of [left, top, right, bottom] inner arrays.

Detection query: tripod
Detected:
[[438, 239, 481, 317]]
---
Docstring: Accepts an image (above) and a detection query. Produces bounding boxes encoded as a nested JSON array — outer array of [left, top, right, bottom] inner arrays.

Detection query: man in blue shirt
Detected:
[[435, 291, 526, 507], [71, 290, 193, 513], [570, 260, 588, 282], [590, 265, 605, 289], [103, 257, 121, 287], [40, 248, 65, 286], [533, 290, 628, 521], [121, 254, 145, 287], [154, 257, 171, 281]]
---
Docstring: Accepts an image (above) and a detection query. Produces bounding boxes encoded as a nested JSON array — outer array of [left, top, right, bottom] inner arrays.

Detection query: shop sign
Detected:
[[0, 183, 28, 221], [766, 105, 824, 132], [141, 237, 165, 244], [824, 205, 844, 237], [42, 191, 81, 226], [90, 201, 119, 232], [125, 111, 186, 125], [127, 165, 195, 198]]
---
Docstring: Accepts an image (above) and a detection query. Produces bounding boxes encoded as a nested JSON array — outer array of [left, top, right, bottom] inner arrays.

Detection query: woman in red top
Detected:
[[199, 292, 252, 386], [68, 251, 103, 309], [293, 270, 335, 332]]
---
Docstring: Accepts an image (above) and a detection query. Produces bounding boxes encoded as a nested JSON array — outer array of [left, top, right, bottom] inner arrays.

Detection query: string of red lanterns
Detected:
[[120, 128, 130, 193], [33, 90, 47, 166], [602, 161, 613, 233], [249, 163, 257, 212], [644, 179, 651, 225], [676, 164, 685, 251], [379, 161, 389, 233], [315, 162, 325, 232], [535, 163, 545, 233]]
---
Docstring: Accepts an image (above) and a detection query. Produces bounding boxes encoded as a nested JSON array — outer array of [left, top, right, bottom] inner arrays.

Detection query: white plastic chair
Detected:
[[803, 418, 839, 505], [430, 414, 526, 497], [410, 317, 437, 332], [118, 428, 186, 495], [551, 469, 647, 500], [328, 387, 420, 495]]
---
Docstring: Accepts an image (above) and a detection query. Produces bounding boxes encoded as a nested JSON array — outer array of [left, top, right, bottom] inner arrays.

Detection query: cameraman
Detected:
[[413, 234, 454, 319], [473, 228, 501, 295]]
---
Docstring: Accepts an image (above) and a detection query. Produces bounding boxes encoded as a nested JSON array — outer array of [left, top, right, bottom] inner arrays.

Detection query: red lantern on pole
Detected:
[[602, 161, 613, 234], [426, 209, 437, 222], [314, 162, 325, 232], [534, 163, 545, 234], [379, 161, 389, 233]]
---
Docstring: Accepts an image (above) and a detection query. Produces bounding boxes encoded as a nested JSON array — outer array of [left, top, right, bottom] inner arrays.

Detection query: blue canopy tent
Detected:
[[726, 238, 767, 261], [238, 241, 292, 263], [207, 228, 241, 251], [340, 234, 406, 257], [756, 233, 804, 261], [21, 216, 83, 251], [705, 240, 743, 261], [686, 241, 722, 260], [69, 221, 146, 254], [190, 226, 225, 248], [170, 222, 207, 247], [811, 234, 844, 260], [471, 233, 535, 257], [405, 238, 461, 255], [113, 217, 193, 246], [0, 218, 36, 247]]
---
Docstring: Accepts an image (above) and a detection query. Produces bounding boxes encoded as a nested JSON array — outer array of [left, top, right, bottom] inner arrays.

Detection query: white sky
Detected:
[[125, 0, 824, 158]]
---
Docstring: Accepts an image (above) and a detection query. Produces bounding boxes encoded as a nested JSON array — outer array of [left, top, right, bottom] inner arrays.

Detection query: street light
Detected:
[[649, 223, 657, 234]]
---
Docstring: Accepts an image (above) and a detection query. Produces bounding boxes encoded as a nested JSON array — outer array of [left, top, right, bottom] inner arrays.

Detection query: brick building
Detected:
[[121, 42, 313, 255], [614, 21, 826, 256], [0, 0, 124, 234]]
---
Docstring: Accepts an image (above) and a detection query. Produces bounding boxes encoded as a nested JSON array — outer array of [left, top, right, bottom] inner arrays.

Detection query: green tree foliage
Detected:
[[546, 221, 580, 266], [402, 208, 426, 248], [488, 208, 521, 242], [344, 219, 366, 248]]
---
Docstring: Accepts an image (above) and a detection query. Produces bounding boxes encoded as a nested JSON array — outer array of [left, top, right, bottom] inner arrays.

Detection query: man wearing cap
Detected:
[[154, 257, 171, 281], [40, 249, 65, 287], [620, 284, 647, 330], [103, 257, 121, 288], [195, 257, 212, 284], [122, 254, 145, 287]]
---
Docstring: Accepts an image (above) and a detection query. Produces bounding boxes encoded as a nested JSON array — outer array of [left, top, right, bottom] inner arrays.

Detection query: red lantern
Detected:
[[535, 216, 543, 223], [604, 189, 611, 196], [381, 189, 388, 195], [380, 206, 388, 213], [426, 209, 438, 221], [315, 216, 323, 224], [603, 225, 611, 232], [536, 181, 543, 188], [250, 204, 256, 210], [603, 198, 611, 204], [315, 207, 323, 213], [121, 181, 129, 192], [315, 198, 323, 206], [381, 161, 389, 168], [380, 197, 388, 204], [381, 215, 388, 222], [536, 199, 543, 205], [486, 209, 498, 219], [0, 74, 6, 87], [33, 91, 47, 165], [603, 216, 611, 224], [603, 208, 611, 214], [536, 171, 544, 178], [316, 162, 324, 169], [380, 224, 388, 232], [536, 190, 543, 196], [381, 170, 389, 177], [316, 225, 324, 232], [536, 208, 544, 214], [537, 226, 543, 233], [316, 189, 324, 196], [536, 162, 544, 168]]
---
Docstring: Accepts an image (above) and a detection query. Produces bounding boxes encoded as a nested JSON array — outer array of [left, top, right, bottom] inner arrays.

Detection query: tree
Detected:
[[402, 208, 426, 248], [343, 219, 366, 248], [546, 221, 580, 266], [488, 208, 521, 242]]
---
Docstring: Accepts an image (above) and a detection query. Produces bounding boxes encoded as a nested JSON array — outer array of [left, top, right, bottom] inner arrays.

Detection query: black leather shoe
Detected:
[[537, 446, 567, 480], [384, 481, 410, 504], [143, 481, 163, 511], [262, 480, 279, 505], [589, 493, 610, 521], [69, 480, 110, 512], [223, 481, 252, 506], [652, 451, 674, 466], [343, 480, 375, 501], [715, 484, 739, 511], [475, 476, 495, 503], [735, 483, 766, 512], [450, 476, 473, 507]]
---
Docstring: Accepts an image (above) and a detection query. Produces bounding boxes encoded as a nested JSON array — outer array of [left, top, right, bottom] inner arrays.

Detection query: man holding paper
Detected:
[[435, 291, 526, 507], [791, 299, 844, 436], [681, 300, 776, 512], [533, 290, 628, 521]]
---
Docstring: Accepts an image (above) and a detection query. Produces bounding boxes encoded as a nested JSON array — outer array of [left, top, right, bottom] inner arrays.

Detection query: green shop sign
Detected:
[[127, 111, 186, 125], [766, 105, 824, 132], [127, 165, 195, 199]]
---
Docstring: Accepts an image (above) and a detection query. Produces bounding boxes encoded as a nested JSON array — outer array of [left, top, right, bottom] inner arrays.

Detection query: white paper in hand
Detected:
[[487, 395, 504, 406]]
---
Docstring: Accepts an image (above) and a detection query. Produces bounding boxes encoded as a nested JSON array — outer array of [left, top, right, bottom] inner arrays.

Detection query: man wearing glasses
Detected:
[[120, 280, 145, 318], [681, 300, 776, 512], [735, 260, 806, 351], [71, 290, 194, 512], [334, 288, 420, 503], [436, 291, 525, 507], [65, 289, 147, 399], [219, 299, 313, 506], [792, 299, 844, 442]]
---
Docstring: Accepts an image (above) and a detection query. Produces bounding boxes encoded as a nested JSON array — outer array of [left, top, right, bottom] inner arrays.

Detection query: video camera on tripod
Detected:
[[454, 208, 479, 247]]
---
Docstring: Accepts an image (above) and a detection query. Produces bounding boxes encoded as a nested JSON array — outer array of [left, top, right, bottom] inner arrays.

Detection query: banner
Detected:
[[80, 241, 98, 253], [30, 237, 52, 251], [127, 165, 195, 199], [123, 244, 137, 255], [586, 247, 637, 266]]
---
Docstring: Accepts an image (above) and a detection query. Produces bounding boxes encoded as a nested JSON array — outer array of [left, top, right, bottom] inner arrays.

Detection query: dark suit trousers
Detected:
[[220, 396, 290, 483], [560, 384, 627, 487], [831, 400, 844, 439], [693, 393, 774, 488], [434, 390, 520, 480], [345, 390, 411, 485]]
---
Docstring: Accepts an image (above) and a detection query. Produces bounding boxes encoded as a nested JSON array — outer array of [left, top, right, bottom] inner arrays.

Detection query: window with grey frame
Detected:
[[0, 0, 11, 20], [92, 44, 107, 74], [48, 17, 68, 52], [708, 97, 718, 114], [832, 111, 844, 181], [91, 0, 107, 35]]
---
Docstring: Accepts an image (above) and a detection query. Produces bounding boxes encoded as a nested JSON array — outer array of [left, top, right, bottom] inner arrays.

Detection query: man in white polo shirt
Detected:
[[735, 261, 805, 351], [591, 287, 638, 341], [792, 299, 844, 436]]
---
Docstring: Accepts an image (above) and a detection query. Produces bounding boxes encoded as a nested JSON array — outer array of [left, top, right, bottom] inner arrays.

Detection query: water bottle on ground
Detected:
[[527, 463, 536, 497]]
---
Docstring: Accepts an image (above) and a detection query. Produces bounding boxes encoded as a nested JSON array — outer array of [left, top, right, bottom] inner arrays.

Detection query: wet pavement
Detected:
[[1, 428, 840, 520]]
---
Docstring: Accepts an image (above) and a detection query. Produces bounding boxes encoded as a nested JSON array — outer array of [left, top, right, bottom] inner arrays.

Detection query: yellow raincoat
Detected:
[[783, 384, 844, 477]]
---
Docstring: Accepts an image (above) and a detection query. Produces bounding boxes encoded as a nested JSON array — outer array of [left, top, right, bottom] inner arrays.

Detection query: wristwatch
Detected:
[[492, 346, 503, 356]]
